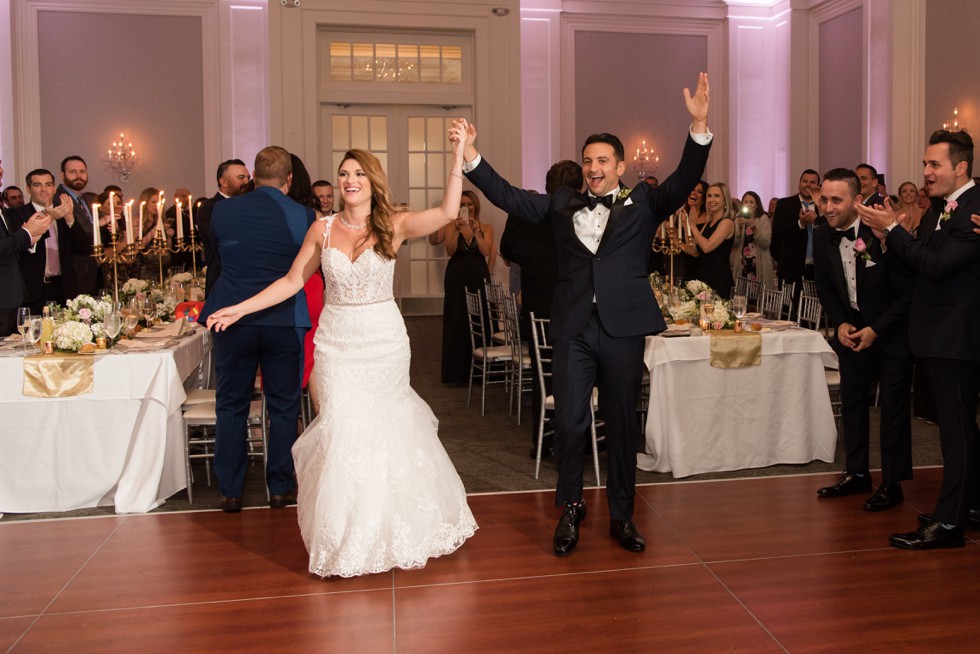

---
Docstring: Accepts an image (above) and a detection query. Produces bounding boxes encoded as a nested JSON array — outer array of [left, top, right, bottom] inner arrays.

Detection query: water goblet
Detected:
[[104, 309, 122, 342], [16, 308, 30, 355], [732, 295, 748, 321], [27, 317, 42, 354]]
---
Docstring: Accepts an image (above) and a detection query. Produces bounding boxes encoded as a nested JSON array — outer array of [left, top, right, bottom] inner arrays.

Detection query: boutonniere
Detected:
[[940, 199, 958, 222], [616, 186, 631, 201], [853, 237, 872, 262]]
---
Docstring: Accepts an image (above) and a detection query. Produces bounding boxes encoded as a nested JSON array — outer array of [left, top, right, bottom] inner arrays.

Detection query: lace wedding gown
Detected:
[[293, 217, 477, 578]]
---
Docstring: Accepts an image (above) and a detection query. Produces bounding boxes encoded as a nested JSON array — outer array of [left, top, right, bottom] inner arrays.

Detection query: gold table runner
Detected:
[[22, 353, 95, 397], [708, 329, 762, 368]]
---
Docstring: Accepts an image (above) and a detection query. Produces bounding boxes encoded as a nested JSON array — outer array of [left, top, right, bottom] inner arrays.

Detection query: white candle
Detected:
[[187, 196, 193, 235], [175, 201, 184, 239], [92, 204, 101, 246], [108, 193, 116, 232], [157, 199, 164, 237], [686, 216, 692, 238], [139, 202, 146, 241], [125, 201, 134, 244]]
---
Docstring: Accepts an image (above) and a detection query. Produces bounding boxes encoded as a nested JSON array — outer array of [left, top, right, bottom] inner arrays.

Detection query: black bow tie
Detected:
[[585, 194, 613, 211], [828, 229, 857, 246]]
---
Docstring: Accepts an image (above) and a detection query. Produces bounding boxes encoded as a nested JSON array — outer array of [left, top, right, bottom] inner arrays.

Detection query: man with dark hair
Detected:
[[643, 176, 660, 188], [463, 74, 712, 556], [2, 185, 25, 208], [499, 160, 582, 454], [812, 167, 913, 511], [199, 146, 314, 512], [772, 168, 822, 292], [312, 179, 335, 216], [11, 169, 90, 312], [58, 156, 99, 295], [855, 163, 886, 207], [859, 129, 980, 549], [197, 158, 250, 296]]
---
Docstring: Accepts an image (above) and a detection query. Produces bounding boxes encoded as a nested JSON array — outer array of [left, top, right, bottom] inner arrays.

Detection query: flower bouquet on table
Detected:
[[662, 280, 736, 330], [119, 278, 150, 305], [50, 294, 118, 352]]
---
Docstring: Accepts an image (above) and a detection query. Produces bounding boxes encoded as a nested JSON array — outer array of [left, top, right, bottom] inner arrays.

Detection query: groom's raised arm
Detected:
[[462, 124, 551, 224]]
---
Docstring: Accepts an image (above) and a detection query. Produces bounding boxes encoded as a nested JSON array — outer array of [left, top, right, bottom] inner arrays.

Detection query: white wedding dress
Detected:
[[293, 217, 477, 578]]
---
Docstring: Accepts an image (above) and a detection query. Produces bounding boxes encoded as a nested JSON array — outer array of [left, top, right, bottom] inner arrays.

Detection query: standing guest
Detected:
[[58, 156, 100, 295], [462, 73, 712, 556], [197, 158, 250, 297], [312, 179, 335, 216], [130, 187, 172, 282], [731, 190, 775, 288], [812, 168, 913, 512], [896, 181, 925, 235], [772, 169, 822, 293], [855, 163, 886, 207], [206, 122, 476, 578], [683, 182, 734, 298], [0, 159, 51, 334], [673, 180, 707, 284], [12, 169, 89, 312], [499, 160, 581, 455], [93, 188, 134, 288], [858, 129, 980, 549], [2, 185, 25, 208], [167, 187, 194, 271], [436, 189, 494, 386], [198, 146, 316, 513]]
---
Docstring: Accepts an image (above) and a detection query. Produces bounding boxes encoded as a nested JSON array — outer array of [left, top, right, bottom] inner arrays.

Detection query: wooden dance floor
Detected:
[[4, 466, 980, 653]]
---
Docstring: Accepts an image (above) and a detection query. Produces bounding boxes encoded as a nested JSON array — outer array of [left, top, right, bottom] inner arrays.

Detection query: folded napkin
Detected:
[[709, 329, 762, 368], [23, 353, 95, 397]]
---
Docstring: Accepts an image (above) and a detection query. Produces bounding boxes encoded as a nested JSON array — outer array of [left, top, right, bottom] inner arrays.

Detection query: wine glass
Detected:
[[26, 317, 42, 354], [668, 291, 683, 322], [16, 308, 30, 354], [104, 308, 122, 342], [732, 295, 748, 321], [142, 297, 156, 328], [702, 296, 715, 330], [123, 311, 140, 338]]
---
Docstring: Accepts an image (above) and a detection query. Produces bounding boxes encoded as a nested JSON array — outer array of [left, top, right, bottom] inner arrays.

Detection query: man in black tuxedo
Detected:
[[771, 169, 822, 291], [499, 160, 581, 453], [812, 168, 913, 511], [0, 160, 51, 334], [12, 169, 90, 312], [855, 163, 886, 208], [463, 74, 712, 556], [859, 129, 980, 550], [58, 156, 100, 295], [197, 159, 250, 298]]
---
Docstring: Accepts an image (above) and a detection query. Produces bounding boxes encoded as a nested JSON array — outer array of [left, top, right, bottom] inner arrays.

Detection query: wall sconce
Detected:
[[632, 140, 659, 181], [104, 132, 138, 183], [942, 107, 961, 132]]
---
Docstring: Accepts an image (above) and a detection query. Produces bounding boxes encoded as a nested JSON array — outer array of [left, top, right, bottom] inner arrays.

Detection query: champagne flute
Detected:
[[16, 308, 30, 355], [26, 317, 42, 354]]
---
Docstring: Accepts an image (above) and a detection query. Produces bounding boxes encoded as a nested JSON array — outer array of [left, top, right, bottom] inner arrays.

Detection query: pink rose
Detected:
[[78, 308, 92, 321], [136, 292, 146, 300], [945, 199, 958, 214], [853, 237, 867, 253]]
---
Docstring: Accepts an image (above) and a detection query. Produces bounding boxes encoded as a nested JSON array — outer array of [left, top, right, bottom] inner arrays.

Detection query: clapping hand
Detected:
[[684, 72, 710, 133], [47, 193, 74, 220], [24, 211, 53, 241], [856, 198, 905, 239]]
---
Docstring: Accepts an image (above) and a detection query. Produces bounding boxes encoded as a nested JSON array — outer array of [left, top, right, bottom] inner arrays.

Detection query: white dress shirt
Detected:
[[835, 220, 860, 311], [34, 202, 60, 277]]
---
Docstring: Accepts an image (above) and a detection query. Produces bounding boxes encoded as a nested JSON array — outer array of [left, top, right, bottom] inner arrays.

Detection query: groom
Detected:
[[463, 73, 712, 555]]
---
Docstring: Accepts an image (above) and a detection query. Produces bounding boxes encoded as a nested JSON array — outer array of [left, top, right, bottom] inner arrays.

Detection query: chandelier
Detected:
[[632, 140, 659, 180], [942, 107, 961, 132], [104, 132, 138, 182]]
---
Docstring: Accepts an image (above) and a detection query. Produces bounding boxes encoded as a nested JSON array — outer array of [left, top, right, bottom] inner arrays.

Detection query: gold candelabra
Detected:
[[651, 223, 691, 289], [91, 231, 137, 303], [91, 226, 202, 300]]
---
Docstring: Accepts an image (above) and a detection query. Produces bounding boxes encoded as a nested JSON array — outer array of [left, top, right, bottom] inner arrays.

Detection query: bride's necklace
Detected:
[[338, 213, 368, 230]]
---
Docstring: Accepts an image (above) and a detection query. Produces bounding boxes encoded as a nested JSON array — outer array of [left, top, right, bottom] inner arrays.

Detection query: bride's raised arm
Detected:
[[394, 119, 468, 241], [207, 220, 325, 331]]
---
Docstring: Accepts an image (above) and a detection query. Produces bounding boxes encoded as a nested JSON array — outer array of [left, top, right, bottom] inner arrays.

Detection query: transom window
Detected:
[[329, 41, 462, 84]]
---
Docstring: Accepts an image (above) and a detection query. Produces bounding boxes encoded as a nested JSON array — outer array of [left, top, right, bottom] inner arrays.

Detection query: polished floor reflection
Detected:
[[3, 466, 979, 652]]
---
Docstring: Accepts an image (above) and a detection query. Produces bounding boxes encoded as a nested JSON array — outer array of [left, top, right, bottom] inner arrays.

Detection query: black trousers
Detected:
[[925, 358, 980, 526], [552, 308, 644, 521]]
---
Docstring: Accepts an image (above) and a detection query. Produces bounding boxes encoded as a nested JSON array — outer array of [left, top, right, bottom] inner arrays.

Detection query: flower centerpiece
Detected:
[[659, 279, 736, 330], [61, 294, 114, 345], [52, 320, 95, 352], [120, 278, 150, 304]]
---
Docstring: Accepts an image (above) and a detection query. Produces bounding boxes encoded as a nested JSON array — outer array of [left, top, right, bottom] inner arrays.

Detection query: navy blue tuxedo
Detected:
[[466, 134, 710, 520], [200, 186, 315, 499], [885, 183, 980, 526], [813, 221, 913, 483], [195, 192, 224, 298]]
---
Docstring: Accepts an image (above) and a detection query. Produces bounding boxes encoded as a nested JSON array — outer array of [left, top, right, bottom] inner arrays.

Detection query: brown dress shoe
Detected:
[[269, 492, 297, 509], [219, 496, 242, 513]]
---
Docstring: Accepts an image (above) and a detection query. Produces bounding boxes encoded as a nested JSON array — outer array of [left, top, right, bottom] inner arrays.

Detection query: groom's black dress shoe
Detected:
[[817, 472, 872, 498], [610, 520, 645, 552], [269, 492, 297, 509], [889, 522, 964, 550], [218, 496, 242, 513], [918, 509, 980, 529], [553, 501, 587, 557], [863, 482, 903, 512]]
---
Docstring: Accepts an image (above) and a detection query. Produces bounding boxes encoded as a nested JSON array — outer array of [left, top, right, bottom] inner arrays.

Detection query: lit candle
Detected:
[[157, 197, 165, 238], [175, 200, 184, 239], [187, 195, 193, 235], [92, 204, 101, 246], [125, 201, 134, 244], [139, 201, 146, 241]]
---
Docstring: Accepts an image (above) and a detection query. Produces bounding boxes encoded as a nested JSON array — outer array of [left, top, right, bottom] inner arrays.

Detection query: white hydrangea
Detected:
[[53, 320, 95, 352]]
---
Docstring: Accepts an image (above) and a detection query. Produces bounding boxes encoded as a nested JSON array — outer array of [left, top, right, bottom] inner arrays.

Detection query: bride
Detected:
[[207, 120, 477, 577]]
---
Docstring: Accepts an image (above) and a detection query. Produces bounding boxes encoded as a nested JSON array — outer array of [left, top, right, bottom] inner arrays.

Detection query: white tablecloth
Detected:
[[0, 327, 209, 514], [638, 329, 839, 478]]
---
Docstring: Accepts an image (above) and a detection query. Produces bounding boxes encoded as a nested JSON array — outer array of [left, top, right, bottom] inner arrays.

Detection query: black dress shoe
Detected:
[[890, 522, 964, 550], [817, 472, 872, 498], [918, 509, 980, 529], [218, 496, 242, 513], [553, 501, 587, 557], [863, 482, 904, 512], [269, 492, 297, 509], [609, 519, 645, 552]]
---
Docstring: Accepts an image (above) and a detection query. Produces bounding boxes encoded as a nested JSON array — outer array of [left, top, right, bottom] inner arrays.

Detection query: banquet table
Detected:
[[0, 327, 209, 514], [637, 328, 839, 478]]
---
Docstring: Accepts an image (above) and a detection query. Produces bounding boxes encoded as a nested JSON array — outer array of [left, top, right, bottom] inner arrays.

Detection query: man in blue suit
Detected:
[[199, 146, 315, 512], [463, 74, 712, 555]]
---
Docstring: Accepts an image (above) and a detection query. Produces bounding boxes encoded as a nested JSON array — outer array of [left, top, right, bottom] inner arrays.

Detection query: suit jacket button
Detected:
[[593, 256, 600, 261]]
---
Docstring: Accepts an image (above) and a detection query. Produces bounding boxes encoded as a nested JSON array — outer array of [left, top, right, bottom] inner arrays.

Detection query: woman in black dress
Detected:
[[685, 182, 735, 299], [673, 180, 708, 285], [438, 191, 495, 385]]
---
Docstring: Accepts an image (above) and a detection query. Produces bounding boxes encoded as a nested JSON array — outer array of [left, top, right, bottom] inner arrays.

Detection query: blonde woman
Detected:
[[682, 182, 735, 298]]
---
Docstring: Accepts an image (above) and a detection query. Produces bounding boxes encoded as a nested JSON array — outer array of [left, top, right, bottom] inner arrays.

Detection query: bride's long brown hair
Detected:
[[337, 149, 402, 260]]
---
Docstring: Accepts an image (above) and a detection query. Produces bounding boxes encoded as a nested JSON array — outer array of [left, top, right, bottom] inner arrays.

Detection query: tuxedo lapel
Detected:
[[918, 202, 941, 243], [825, 235, 848, 304], [559, 194, 595, 255], [855, 224, 876, 291]]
